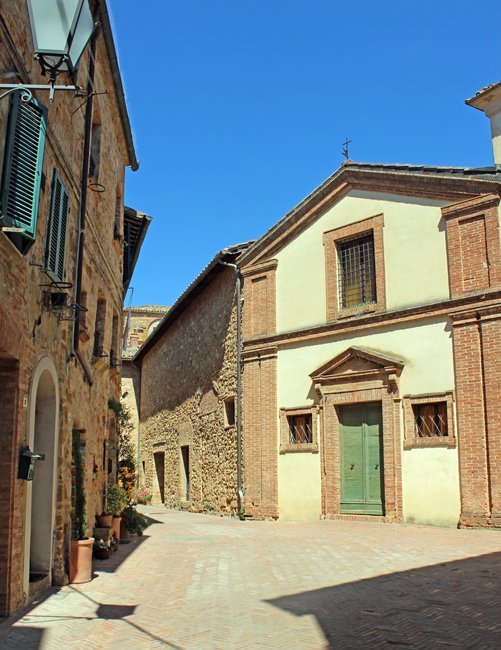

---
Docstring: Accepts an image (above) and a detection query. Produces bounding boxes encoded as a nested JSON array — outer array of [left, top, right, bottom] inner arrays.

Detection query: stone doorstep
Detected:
[[28, 574, 51, 603]]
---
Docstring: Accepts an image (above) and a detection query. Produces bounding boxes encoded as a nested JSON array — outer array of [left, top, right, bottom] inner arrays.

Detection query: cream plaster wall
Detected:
[[275, 190, 450, 333], [278, 453, 322, 521], [276, 318, 461, 525], [402, 448, 460, 527]]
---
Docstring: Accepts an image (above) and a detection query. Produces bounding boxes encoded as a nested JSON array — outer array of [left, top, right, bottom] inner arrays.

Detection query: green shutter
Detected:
[[46, 171, 69, 282], [0, 91, 47, 240]]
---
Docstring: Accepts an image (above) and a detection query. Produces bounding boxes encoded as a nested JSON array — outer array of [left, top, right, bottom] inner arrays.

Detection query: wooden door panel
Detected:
[[339, 403, 384, 515], [340, 405, 365, 507]]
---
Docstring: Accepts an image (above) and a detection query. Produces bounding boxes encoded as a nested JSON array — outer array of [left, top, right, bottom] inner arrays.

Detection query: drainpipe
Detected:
[[70, 12, 100, 385], [219, 260, 244, 518]]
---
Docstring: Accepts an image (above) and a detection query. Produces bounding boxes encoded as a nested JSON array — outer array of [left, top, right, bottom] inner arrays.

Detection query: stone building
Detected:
[[123, 304, 169, 355], [0, 0, 147, 616], [135, 83, 501, 529], [134, 245, 250, 511]]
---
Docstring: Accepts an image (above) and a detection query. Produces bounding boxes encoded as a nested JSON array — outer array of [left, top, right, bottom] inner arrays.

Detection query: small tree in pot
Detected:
[[69, 430, 94, 583], [106, 484, 128, 541]]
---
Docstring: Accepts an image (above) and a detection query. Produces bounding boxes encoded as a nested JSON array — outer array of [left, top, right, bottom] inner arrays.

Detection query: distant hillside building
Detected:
[[123, 305, 169, 355]]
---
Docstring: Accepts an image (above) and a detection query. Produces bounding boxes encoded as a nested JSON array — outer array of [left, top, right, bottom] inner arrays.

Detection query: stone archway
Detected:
[[23, 358, 60, 593]]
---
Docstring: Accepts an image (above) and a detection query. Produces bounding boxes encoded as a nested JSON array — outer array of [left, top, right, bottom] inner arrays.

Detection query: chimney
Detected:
[[466, 81, 501, 166]]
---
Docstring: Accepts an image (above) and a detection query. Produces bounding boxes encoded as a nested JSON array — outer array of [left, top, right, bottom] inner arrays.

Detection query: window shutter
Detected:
[[0, 92, 47, 240], [46, 171, 69, 282]]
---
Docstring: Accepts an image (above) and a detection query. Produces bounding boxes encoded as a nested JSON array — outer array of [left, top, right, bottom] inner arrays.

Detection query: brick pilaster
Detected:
[[451, 307, 501, 527], [479, 311, 501, 523], [242, 347, 278, 519]]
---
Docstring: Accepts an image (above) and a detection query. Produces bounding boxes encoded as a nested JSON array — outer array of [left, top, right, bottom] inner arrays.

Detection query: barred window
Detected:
[[288, 414, 312, 444], [413, 402, 448, 437], [338, 233, 376, 308]]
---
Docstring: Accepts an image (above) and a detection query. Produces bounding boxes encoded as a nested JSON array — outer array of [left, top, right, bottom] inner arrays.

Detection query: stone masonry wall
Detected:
[[140, 269, 238, 515], [0, 1, 129, 615]]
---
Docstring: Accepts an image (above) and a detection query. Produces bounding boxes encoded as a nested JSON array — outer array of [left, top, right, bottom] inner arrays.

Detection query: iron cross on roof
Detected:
[[342, 137, 352, 160]]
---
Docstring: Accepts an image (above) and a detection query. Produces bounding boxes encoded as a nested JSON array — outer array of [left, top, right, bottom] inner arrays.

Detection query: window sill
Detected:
[[334, 303, 382, 321], [280, 443, 319, 454], [404, 437, 456, 450]]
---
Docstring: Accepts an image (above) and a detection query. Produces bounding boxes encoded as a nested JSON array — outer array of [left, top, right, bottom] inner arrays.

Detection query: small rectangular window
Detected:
[[338, 233, 376, 308], [181, 445, 190, 501], [403, 393, 455, 449], [288, 414, 313, 444], [224, 396, 236, 427], [89, 122, 101, 181], [93, 298, 106, 358], [413, 402, 448, 437]]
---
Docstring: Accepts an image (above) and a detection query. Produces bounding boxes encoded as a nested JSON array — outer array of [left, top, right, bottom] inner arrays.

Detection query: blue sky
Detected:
[[109, 0, 501, 307]]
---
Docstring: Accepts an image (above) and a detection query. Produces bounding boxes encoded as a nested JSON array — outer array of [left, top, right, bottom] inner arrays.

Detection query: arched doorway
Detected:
[[24, 358, 60, 592]]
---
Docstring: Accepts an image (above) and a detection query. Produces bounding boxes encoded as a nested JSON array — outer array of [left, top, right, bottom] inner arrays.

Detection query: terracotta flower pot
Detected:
[[120, 520, 129, 540], [96, 514, 113, 527], [111, 516, 121, 541], [69, 537, 94, 584]]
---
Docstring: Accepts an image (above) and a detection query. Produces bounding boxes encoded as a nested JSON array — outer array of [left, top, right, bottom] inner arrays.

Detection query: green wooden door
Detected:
[[340, 403, 384, 515]]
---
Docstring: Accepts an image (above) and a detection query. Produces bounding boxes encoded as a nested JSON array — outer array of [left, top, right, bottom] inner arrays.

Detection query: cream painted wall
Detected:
[[278, 319, 454, 405], [276, 318, 461, 525], [402, 447, 460, 527], [278, 453, 322, 521], [275, 190, 450, 333]]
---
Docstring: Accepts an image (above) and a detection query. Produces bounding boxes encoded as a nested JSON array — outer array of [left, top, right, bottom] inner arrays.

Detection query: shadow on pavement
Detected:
[[93, 532, 148, 575], [267, 551, 501, 648]]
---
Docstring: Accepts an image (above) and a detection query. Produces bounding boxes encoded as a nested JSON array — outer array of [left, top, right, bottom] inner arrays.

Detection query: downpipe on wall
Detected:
[[219, 260, 244, 519], [69, 10, 100, 385]]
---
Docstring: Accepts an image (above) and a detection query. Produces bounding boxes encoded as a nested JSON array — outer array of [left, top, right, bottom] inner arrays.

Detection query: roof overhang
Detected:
[[238, 162, 501, 268], [134, 242, 253, 363], [98, 1, 139, 171], [123, 206, 151, 293], [466, 81, 501, 114]]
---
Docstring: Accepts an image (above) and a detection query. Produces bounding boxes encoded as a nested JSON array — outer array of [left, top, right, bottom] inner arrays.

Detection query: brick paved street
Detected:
[[1, 507, 500, 649]]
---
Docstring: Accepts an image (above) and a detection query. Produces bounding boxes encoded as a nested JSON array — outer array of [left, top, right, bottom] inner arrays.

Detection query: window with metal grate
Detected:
[[0, 92, 47, 242], [288, 414, 313, 444], [45, 170, 69, 281], [337, 233, 376, 308], [413, 402, 448, 437]]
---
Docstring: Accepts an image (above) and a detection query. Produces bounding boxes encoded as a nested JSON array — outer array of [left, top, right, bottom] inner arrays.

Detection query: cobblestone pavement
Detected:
[[1, 507, 501, 649]]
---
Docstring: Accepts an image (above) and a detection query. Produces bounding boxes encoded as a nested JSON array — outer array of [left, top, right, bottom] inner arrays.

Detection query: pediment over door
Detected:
[[310, 346, 404, 391]]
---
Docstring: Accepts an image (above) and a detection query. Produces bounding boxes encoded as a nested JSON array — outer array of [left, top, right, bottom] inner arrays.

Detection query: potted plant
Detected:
[[69, 430, 94, 584], [106, 484, 128, 541], [122, 504, 148, 536], [136, 488, 152, 505], [96, 511, 113, 527], [93, 538, 112, 560]]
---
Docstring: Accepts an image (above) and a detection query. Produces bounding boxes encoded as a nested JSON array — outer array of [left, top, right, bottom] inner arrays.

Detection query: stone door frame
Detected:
[[24, 356, 60, 595]]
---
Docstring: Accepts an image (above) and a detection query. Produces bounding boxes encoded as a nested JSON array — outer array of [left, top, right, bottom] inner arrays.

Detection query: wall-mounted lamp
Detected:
[[1, 0, 95, 103]]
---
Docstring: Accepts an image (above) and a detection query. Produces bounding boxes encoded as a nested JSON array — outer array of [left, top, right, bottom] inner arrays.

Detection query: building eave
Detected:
[[134, 242, 253, 363], [238, 162, 501, 268], [99, 1, 139, 171]]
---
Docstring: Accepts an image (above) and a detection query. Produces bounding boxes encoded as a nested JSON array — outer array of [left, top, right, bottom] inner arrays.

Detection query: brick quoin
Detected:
[[445, 193, 501, 527]]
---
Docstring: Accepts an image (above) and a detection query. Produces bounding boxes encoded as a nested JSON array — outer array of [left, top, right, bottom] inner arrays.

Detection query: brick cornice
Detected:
[[242, 292, 501, 351], [238, 167, 501, 267], [441, 193, 500, 219], [241, 259, 278, 277]]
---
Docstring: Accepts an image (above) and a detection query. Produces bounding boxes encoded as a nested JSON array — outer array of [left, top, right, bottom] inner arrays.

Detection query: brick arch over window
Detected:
[[310, 346, 404, 522]]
